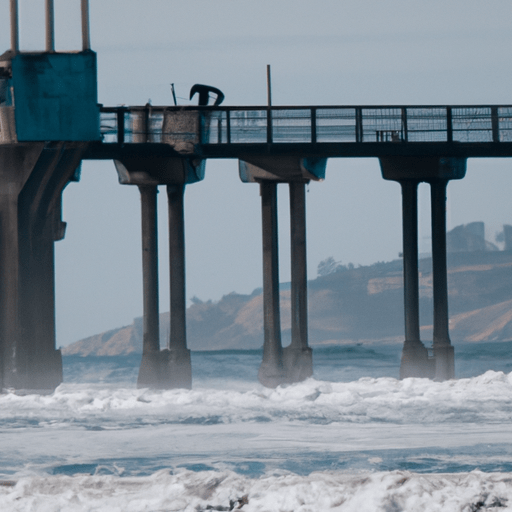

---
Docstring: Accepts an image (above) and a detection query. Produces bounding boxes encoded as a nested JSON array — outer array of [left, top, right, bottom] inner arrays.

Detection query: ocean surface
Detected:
[[2, 342, 512, 511]]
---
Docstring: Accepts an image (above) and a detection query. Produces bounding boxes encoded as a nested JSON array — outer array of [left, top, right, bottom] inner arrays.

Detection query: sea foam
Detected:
[[1, 469, 511, 512]]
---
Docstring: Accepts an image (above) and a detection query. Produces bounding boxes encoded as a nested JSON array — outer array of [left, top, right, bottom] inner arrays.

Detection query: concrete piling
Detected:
[[166, 183, 192, 389], [380, 156, 466, 381], [284, 181, 313, 382], [258, 181, 286, 387], [430, 179, 455, 380], [136, 185, 163, 388], [239, 158, 323, 387], [399, 180, 431, 378], [0, 143, 88, 391]]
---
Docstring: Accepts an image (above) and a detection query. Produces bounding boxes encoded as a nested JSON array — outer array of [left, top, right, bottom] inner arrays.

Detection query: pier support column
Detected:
[[165, 184, 192, 389], [259, 181, 286, 387], [399, 180, 431, 378], [283, 181, 313, 382], [430, 179, 454, 380], [136, 185, 163, 388], [239, 157, 326, 386], [0, 143, 87, 391], [380, 156, 466, 381], [115, 156, 205, 389]]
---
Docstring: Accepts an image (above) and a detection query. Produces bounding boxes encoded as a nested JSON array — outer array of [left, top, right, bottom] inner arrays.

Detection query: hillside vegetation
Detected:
[[63, 250, 512, 356]]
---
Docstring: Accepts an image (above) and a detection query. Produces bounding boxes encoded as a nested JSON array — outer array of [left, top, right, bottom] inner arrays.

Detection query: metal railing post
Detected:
[[226, 110, 231, 144], [355, 108, 363, 143], [116, 108, 126, 144], [401, 107, 408, 142], [267, 108, 273, 144], [491, 106, 500, 143], [217, 117, 222, 144], [311, 108, 317, 144], [446, 107, 453, 143]]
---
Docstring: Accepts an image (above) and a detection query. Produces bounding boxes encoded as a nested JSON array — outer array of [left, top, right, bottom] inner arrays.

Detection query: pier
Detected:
[[1, 1, 512, 390]]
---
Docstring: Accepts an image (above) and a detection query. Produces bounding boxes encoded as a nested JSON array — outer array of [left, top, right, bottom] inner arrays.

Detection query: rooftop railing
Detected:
[[99, 105, 512, 147]]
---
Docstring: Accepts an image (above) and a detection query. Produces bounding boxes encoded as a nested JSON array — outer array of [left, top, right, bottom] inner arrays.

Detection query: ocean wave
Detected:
[[1, 370, 512, 429], [0, 468, 511, 512]]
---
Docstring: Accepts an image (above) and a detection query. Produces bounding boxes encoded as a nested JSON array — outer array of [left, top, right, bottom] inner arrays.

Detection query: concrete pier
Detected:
[[284, 181, 313, 382], [1, 6, 508, 392], [430, 179, 455, 380], [136, 185, 163, 388], [166, 183, 192, 389], [0, 8, 100, 390], [380, 156, 466, 380], [238, 157, 325, 387], [114, 156, 202, 389], [398, 180, 431, 378], [259, 181, 286, 387], [0, 143, 87, 390]]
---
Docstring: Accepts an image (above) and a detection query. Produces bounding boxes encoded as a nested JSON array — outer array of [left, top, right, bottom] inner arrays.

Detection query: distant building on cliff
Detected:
[[447, 222, 499, 253]]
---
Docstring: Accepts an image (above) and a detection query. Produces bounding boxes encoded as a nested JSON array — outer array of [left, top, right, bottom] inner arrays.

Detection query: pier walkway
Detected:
[[86, 104, 512, 160]]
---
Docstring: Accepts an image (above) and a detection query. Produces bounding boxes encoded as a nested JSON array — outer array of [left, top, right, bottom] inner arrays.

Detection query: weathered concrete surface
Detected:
[[380, 156, 467, 381], [287, 181, 313, 382], [239, 156, 326, 183], [137, 348, 191, 390], [2, 51, 100, 141], [379, 156, 467, 182], [115, 158, 200, 390], [0, 142, 87, 390], [258, 180, 286, 388], [242, 158, 323, 388]]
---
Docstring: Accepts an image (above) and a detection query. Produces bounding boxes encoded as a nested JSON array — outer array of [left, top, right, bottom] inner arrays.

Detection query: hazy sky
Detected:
[[1, 0, 512, 346]]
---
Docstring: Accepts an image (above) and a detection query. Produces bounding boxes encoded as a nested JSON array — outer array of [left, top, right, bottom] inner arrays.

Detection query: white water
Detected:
[[1, 347, 512, 510], [2, 469, 512, 512]]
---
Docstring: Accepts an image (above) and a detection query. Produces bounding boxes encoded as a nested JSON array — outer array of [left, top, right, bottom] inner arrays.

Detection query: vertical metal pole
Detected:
[[167, 184, 187, 352], [446, 108, 453, 143], [266, 65, 273, 144], [491, 106, 499, 143], [430, 179, 454, 380], [116, 108, 126, 144], [10, 0, 19, 53], [311, 108, 317, 144], [81, 0, 91, 51], [355, 108, 363, 143], [45, 0, 55, 52], [266, 65, 272, 107], [170, 83, 177, 106], [259, 181, 284, 387], [289, 182, 308, 350], [139, 186, 160, 354], [399, 180, 430, 378], [401, 107, 408, 142]]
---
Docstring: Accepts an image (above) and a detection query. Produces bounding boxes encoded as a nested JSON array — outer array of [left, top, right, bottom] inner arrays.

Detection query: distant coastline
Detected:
[[63, 239, 512, 356]]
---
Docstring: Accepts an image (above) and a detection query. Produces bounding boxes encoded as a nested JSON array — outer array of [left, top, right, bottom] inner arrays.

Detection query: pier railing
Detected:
[[99, 105, 512, 146]]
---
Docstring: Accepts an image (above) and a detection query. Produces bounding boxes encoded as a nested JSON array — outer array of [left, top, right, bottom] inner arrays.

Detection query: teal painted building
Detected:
[[0, 51, 100, 142]]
